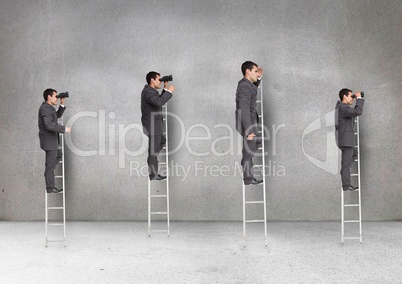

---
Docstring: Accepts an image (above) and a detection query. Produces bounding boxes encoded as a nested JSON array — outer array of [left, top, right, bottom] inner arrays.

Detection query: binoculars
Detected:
[[352, 91, 365, 99], [160, 75, 173, 82], [56, 92, 69, 99]]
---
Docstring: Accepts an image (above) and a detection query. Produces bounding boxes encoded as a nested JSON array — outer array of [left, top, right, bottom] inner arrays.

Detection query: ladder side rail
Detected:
[[45, 189, 48, 246], [243, 183, 246, 247], [60, 117, 66, 242], [356, 117, 362, 243], [148, 178, 151, 237], [259, 82, 268, 247], [165, 103, 170, 236]]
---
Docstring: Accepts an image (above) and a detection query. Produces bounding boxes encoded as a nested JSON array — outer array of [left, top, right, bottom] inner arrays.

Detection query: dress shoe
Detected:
[[150, 174, 167, 181], [244, 178, 263, 185], [343, 185, 358, 191], [47, 187, 63, 194]]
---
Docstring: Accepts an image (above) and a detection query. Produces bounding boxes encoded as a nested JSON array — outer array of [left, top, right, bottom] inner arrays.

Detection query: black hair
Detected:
[[146, 71, 160, 85], [241, 61, 258, 76], [43, 88, 57, 101], [339, 88, 352, 101]]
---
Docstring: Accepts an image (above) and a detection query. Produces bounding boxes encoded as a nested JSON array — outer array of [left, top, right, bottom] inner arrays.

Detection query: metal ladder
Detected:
[[45, 117, 66, 247], [148, 103, 170, 237], [341, 116, 362, 243], [243, 81, 267, 247]]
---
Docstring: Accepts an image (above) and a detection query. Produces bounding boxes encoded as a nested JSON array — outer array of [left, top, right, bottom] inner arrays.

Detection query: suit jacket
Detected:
[[141, 85, 172, 136], [335, 99, 364, 147], [235, 78, 261, 136], [38, 102, 66, 150]]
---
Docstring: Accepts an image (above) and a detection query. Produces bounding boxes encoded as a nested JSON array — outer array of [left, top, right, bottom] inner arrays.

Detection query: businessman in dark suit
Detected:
[[38, 88, 71, 193], [235, 61, 264, 185], [141, 71, 174, 180], [335, 88, 364, 191]]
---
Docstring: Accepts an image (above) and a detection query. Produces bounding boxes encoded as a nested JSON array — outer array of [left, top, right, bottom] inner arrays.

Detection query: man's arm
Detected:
[[146, 89, 173, 107], [42, 106, 66, 133], [339, 99, 364, 117], [237, 84, 253, 137]]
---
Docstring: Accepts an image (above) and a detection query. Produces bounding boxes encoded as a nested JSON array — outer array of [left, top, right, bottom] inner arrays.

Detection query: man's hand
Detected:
[[167, 85, 175, 93], [65, 127, 71, 133], [247, 133, 255, 140], [354, 91, 361, 98], [257, 67, 264, 78], [60, 97, 66, 105]]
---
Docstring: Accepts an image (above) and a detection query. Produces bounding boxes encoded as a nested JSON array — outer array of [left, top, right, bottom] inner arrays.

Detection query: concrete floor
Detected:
[[0, 222, 401, 283]]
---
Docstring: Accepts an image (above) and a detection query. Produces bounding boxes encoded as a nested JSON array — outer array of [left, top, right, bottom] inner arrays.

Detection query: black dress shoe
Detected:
[[244, 178, 263, 185], [47, 188, 63, 194], [343, 185, 358, 191], [150, 174, 167, 181]]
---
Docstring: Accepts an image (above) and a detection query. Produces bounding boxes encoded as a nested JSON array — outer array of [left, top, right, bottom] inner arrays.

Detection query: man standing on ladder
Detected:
[[141, 71, 174, 181], [335, 88, 364, 191], [38, 88, 71, 193], [235, 61, 264, 185]]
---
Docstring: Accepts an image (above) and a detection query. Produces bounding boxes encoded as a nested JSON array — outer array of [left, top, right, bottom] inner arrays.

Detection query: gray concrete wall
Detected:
[[1, 0, 401, 221]]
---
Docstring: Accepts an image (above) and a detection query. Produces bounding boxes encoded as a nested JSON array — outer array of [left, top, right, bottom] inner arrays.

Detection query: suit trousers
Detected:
[[241, 135, 262, 183], [44, 149, 62, 191], [339, 146, 357, 187], [147, 135, 166, 179]]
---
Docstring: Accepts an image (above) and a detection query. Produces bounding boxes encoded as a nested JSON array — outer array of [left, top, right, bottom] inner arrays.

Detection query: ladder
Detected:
[[341, 116, 362, 243], [148, 103, 170, 237], [243, 81, 268, 247], [45, 117, 66, 247]]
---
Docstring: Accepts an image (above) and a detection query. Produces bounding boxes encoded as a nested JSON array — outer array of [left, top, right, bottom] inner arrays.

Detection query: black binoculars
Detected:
[[352, 91, 365, 99], [56, 92, 69, 99], [160, 75, 173, 82]]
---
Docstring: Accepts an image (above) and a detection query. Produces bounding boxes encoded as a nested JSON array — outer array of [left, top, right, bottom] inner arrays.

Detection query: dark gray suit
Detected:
[[335, 98, 364, 187], [141, 85, 172, 179], [38, 102, 66, 191], [235, 78, 262, 183]]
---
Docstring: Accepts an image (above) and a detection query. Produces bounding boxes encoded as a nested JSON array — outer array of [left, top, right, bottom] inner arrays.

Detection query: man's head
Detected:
[[241, 61, 259, 83], [43, 88, 58, 106], [146, 71, 162, 89], [339, 88, 353, 105]]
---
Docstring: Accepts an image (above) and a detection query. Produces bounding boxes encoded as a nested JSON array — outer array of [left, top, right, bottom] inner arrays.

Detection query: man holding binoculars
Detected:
[[141, 72, 175, 180], [335, 89, 365, 191], [38, 89, 71, 193]]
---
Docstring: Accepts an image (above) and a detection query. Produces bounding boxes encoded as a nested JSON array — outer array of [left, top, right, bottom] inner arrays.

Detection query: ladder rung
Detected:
[[54, 176, 63, 178], [354, 159, 358, 161], [150, 212, 168, 215], [344, 204, 359, 207], [46, 239, 65, 243], [151, 229, 169, 233], [245, 201, 264, 204], [343, 237, 360, 240], [151, 195, 168, 198], [350, 174, 359, 176], [245, 220, 265, 223], [253, 165, 263, 168], [48, 207, 64, 210], [344, 220, 360, 223], [48, 223, 64, 226], [159, 162, 167, 165]]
